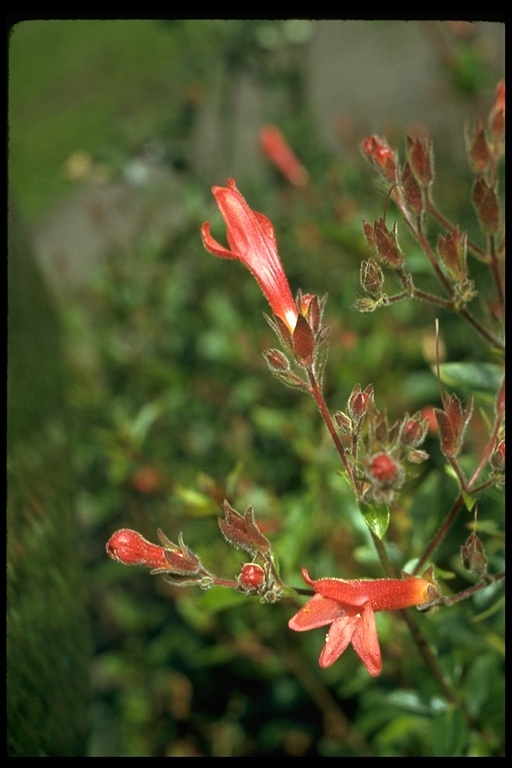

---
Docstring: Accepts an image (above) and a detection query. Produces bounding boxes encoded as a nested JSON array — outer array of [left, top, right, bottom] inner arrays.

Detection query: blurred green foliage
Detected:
[[8, 19, 504, 756]]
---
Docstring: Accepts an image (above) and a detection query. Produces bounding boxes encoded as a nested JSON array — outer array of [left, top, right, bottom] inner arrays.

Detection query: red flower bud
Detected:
[[106, 529, 169, 569], [400, 161, 424, 216], [400, 413, 429, 448], [406, 134, 434, 187], [434, 393, 473, 458], [106, 528, 202, 575], [348, 383, 374, 422], [437, 227, 468, 281], [238, 563, 265, 591], [263, 348, 290, 373], [292, 313, 315, 367], [361, 135, 397, 183], [467, 123, 491, 173], [368, 453, 402, 486], [371, 218, 405, 269], [472, 177, 500, 234], [218, 501, 271, 556]]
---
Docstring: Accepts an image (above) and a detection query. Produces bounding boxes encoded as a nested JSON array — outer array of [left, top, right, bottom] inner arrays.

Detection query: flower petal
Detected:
[[318, 612, 360, 668], [288, 594, 343, 631], [350, 602, 382, 676], [200, 222, 237, 259]]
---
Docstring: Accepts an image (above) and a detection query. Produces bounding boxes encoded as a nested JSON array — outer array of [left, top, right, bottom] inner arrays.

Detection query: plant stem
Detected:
[[413, 496, 464, 576], [306, 366, 361, 495], [372, 533, 475, 726]]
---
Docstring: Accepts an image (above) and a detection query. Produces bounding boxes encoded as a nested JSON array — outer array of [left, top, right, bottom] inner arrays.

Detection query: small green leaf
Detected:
[[359, 502, 390, 539]]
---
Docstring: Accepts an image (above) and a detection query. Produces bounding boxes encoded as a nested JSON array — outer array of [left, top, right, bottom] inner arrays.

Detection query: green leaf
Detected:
[[359, 502, 390, 539], [431, 706, 469, 757], [436, 362, 503, 396]]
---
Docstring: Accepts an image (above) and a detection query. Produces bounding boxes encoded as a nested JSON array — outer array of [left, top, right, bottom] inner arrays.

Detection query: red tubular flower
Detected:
[[259, 124, 309, 186], [289, 568, 435, 676], [106, 528, 201, 575], [201, 179, 299, 334]]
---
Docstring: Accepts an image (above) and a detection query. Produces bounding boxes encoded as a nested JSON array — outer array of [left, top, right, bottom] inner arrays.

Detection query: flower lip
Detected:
[[201, 178, 298, 333]]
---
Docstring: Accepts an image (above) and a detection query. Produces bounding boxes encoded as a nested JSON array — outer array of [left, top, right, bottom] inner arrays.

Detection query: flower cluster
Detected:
[[107, 81, 504, 690], [335, 383, 430, 506], [106, 501, 284, 602]]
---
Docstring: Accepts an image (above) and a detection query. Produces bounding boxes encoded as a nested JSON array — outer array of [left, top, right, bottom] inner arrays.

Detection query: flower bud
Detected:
[[490, 438, 505, 471], [292, 313, 315, 367], [400, 162, 424, 216], [406, 134, 434, 187], [360, 135, 397, 183], [437, 227, 468, 281], [354, 297, 378, 313], [218, 501, 271, 556], [373, 218, 405, 268], [466, 123, 491, 173], [334, 410, 352, 434], [400, 412, 429, 448], [434, 393, 473, 458], [263, 348, 290, 373], [471, 177, 500, 235], [360, 258, 384, 298], [238, 563, 265, 592], [368, 452, 403, 486], [348, 383, 374, 422], [460, 532, 488, 578]]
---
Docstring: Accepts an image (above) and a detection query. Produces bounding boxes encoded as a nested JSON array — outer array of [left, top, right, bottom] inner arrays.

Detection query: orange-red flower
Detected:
[[259, 124, 309, 186], [201, 179, 299, 333], [289, 568, 435, 676]]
